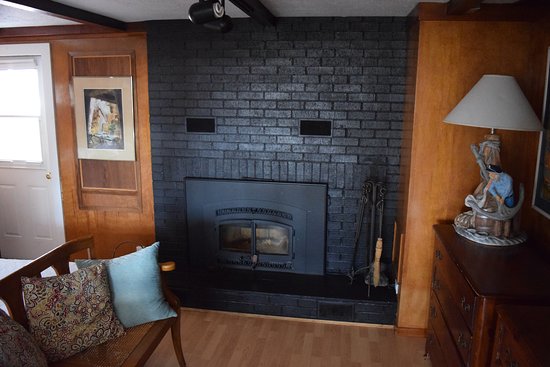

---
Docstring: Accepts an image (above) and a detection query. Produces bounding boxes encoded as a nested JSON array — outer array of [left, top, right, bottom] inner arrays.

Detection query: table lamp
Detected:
[[444, 74, 542, 245]]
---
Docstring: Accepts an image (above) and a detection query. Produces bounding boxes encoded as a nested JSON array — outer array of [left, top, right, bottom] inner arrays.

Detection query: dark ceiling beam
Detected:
[[0, 0, 126, 30], [446, 0, 483, 15], [228, 0, 276, 26]]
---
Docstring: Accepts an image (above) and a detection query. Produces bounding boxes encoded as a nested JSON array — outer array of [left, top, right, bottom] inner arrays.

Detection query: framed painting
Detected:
[[533, 48, 550, 219], [73, 76, 135, 161]]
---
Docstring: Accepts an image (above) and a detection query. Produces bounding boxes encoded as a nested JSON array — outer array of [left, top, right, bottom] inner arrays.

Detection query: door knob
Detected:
[[46, 172, 52, 180]]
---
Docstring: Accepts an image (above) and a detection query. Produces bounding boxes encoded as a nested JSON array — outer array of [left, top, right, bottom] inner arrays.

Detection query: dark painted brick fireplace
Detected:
[[146, 17, 407, 323]]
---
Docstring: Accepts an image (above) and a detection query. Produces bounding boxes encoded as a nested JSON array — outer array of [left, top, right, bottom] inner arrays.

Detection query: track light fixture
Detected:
[[188, 0, 224, 24], [203, 15, 233, 33], [188, 0, 233, 33]]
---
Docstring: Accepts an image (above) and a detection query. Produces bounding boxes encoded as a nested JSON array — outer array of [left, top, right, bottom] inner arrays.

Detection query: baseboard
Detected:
[[395, 326, 427, 337]]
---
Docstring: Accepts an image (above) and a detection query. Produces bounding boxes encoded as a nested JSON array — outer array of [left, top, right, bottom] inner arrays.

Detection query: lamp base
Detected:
[[453, 224, 526, 246]]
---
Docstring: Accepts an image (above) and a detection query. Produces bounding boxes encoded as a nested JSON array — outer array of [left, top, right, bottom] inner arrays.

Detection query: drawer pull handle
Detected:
[[503, 347, 519, 367], [457, 333, 469, 349], [435, 249, 443, 260], [460, 296, 471, 312], [427, 335, 434, 346], [497, 324, 505, 341], [429, 305, 437, 319]]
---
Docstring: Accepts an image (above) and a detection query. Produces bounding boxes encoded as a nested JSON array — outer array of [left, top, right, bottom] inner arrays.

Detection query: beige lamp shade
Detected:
[[444, 74, 542, 132]]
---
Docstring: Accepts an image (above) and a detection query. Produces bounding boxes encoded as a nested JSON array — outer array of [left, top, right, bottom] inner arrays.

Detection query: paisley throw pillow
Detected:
[[21, 263, 124, 362], [0, 309, 48, 367]]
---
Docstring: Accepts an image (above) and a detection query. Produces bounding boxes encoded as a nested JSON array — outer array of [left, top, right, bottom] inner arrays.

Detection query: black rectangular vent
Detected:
[[299, 120, 332, 136], [186, 117, 216, 133], [318, 302, 354, 321]]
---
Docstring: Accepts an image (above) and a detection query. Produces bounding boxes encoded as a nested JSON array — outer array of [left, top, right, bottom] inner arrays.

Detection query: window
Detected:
[[0, 58, 43, 163]]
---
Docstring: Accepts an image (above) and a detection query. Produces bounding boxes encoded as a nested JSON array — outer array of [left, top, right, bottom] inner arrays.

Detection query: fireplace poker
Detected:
[[363, 180, 378, 296], [347, 180, 372, 283]]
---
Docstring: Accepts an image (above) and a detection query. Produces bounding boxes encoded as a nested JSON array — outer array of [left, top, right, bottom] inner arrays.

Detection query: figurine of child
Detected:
[[484, 164, 514, 208]]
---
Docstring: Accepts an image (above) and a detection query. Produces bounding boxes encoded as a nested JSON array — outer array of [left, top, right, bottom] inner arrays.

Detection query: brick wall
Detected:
[[146, 17, 407, 274]]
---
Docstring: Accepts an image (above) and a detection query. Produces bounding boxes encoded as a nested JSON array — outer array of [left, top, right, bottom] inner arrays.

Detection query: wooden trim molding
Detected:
[[395, 326, 428, 338], [0, 25, 118, 38]]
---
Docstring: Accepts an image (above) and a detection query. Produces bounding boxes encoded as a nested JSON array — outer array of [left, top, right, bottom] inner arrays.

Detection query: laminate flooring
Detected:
[[145, 308, 431, 367]]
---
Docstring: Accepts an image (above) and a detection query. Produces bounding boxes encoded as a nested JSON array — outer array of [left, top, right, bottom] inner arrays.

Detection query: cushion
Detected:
[[21, 263, 125, 362], [0, 309, 48, 367], [76, 242, 176, 328]]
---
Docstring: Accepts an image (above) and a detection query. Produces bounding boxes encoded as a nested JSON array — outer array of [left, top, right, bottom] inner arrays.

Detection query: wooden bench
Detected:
[[0, 236, 187, 367]]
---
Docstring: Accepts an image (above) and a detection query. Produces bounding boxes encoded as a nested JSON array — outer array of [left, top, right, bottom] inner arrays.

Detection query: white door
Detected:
[[0, 43, 65, 259]]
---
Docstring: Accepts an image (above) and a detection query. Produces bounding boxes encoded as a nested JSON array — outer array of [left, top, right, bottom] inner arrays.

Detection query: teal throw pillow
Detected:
[[76, 242, 176, 328]]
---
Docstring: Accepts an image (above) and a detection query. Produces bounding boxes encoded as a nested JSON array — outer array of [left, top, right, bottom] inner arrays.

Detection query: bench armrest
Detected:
[[159, 261, 176, 272]]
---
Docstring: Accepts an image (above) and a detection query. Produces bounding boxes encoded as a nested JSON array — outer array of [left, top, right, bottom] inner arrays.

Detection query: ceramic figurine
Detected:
[[453, 141, 526, 245]]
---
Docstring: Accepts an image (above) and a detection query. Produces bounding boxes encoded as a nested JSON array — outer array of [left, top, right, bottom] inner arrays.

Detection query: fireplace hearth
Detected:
[[186, 178, 327, 275], [177, 177, 397, 325], [167, 267, 397, 324]]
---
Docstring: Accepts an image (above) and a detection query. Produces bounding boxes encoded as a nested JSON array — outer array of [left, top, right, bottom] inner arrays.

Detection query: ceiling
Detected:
[[0, 0, 522, 29]]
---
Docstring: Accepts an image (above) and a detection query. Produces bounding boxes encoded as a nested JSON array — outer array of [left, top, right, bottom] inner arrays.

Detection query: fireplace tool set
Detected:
[[348, 179, 387, 296]]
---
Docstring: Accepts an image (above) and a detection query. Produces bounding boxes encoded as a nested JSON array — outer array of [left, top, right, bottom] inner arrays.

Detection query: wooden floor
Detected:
[[145, 308, 432, 367]]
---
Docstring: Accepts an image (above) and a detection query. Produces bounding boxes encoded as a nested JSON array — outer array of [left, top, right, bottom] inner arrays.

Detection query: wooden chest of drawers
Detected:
[[426, 225, 550, 367], [491, 305, 550, 367]]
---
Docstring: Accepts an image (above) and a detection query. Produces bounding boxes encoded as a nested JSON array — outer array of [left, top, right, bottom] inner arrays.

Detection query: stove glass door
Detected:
[[219, 221, 252, 253], [255, 222, 290, 255]]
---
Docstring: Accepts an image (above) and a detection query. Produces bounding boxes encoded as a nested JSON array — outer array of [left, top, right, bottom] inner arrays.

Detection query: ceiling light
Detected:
[[188, 0, 225, 25], [202, 15, 233, 33]]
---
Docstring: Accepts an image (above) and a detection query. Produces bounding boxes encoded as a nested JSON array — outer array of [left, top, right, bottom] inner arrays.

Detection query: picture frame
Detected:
[[73, 76, 135, 161], [533, 48, 550, 219]]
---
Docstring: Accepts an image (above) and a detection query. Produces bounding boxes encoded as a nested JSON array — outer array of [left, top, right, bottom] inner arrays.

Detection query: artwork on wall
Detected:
[[73, 76, 135, 161], [533, 48, 550, 219]]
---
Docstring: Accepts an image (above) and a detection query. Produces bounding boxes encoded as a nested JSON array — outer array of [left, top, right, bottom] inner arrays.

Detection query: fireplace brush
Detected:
[[370, 184, 387, 288], [348, 179, 387, 296]]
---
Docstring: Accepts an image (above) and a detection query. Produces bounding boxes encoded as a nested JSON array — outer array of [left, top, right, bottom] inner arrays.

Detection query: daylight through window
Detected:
[[0, 59, 43, 163]]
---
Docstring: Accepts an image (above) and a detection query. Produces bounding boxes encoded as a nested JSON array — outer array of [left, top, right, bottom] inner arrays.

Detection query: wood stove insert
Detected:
[[185, 178, 327, 275]]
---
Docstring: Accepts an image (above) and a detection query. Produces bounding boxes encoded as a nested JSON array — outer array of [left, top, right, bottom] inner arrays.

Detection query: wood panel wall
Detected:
[[0, 32, 155, 258], [396, 4, 550, 333]]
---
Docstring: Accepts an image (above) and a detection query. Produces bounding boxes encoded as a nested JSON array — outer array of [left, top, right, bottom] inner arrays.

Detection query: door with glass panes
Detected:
[[0, 43, 65, 259]]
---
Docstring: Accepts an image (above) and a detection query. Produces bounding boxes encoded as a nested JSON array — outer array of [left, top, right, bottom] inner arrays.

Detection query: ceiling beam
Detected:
[[446, 0, 483, 15], [228, 0, 276, 26], [0, 0, 126, 30]]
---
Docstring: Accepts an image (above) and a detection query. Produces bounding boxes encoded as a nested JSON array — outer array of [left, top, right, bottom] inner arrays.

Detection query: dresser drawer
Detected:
[[492, 320, 533, 367], [490, 306, 550, 367], [429, 292, 464, 367], [432, 267, 472, 364], [426, 326, 447, 367], [434, 237, 476, 330]]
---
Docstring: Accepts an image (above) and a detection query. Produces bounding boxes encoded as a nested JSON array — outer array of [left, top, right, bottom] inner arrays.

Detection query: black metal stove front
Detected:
[[185, 178, 327, 275]]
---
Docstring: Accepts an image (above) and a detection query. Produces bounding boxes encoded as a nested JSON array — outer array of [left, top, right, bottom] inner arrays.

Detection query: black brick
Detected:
[[147, 17, 406, 278]]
